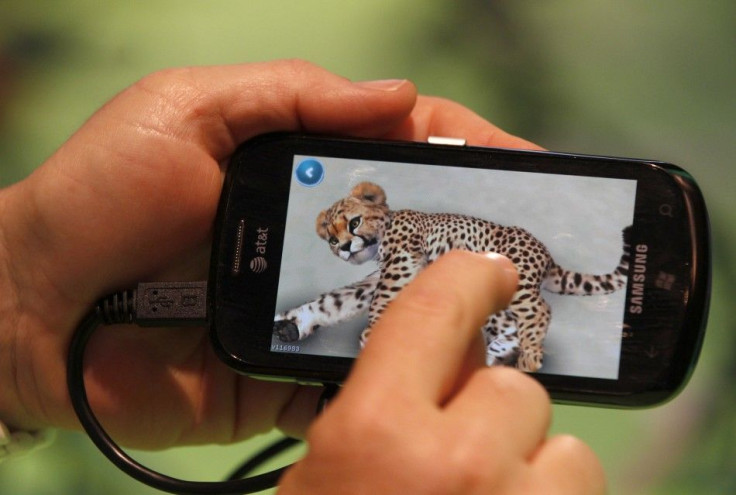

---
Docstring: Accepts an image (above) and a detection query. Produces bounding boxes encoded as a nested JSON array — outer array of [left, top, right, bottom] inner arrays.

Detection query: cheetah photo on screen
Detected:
[[273, 181, 630, 372]]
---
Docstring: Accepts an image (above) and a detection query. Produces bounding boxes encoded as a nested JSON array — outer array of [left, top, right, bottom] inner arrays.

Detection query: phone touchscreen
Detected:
[[272, 154, 637, 380]]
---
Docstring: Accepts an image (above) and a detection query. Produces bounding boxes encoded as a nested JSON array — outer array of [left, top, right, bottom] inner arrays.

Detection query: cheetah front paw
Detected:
[[273, 319, 300, 342]]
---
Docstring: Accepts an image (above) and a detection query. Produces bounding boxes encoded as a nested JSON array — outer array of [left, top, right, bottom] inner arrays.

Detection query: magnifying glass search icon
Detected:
[[659, 204, 674, 217]]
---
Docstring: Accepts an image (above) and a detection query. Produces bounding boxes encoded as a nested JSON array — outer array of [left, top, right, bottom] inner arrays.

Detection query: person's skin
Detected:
[[280, 251, 605, 494], [0, 60, 604, 493]]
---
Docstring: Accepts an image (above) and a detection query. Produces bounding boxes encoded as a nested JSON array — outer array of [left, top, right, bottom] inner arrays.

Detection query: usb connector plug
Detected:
[[135, 281, 208, 327], [96, 281, 208, 327]]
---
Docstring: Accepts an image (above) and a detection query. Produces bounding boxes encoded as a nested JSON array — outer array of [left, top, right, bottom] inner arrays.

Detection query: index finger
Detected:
[[344, 251, 518, 405]]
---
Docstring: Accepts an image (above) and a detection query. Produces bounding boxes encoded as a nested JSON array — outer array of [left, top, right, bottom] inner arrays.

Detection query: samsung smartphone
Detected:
[[209, 133, 710, 407]]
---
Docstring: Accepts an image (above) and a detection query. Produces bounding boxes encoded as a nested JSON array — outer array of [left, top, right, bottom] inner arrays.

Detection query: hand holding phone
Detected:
[[210, 133, 710, 407]]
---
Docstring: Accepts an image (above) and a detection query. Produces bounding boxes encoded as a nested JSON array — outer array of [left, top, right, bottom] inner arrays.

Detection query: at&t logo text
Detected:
[[251, 227, 269, 273]]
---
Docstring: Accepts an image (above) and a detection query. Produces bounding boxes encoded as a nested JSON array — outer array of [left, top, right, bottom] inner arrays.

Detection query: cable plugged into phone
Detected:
[[67, 281, 303, 494]]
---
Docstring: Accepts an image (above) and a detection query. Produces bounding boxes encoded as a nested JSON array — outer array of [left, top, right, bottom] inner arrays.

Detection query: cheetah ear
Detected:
[[350, 182, 386, 206], [315, 210, 330, 240]]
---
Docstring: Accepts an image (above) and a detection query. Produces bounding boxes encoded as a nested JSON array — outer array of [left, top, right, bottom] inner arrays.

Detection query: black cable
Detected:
[[225, 437, 300, 482], [226, 384, 339, 481], [226, 383, 341, 482], [316, 383, 340, 413], [66, 283, 296, 494]]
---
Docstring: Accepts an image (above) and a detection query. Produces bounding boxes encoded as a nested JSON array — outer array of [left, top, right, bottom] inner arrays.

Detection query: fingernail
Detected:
[[354, 79, 408, 91]]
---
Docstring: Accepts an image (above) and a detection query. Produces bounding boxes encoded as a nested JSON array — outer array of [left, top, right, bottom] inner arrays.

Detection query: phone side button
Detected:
[[428, 136, 467, 146]]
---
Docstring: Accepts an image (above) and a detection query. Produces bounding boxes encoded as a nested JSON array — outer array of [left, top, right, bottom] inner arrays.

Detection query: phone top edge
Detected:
[[235, 132, 699, 172]]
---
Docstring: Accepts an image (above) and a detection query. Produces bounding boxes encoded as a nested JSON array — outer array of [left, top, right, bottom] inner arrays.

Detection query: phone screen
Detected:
[[271, 154, 637, 380]]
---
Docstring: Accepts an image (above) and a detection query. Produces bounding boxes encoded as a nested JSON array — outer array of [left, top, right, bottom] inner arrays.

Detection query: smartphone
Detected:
[[209, 133, 710, 407]]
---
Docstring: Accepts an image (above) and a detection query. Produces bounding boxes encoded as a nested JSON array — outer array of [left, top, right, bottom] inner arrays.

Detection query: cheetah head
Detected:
[[316, 182, 389, 265]]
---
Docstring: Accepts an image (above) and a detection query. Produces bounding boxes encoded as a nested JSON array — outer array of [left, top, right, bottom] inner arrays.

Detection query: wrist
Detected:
[[0, 184, 56, 433], [0, 186, 27, 429]]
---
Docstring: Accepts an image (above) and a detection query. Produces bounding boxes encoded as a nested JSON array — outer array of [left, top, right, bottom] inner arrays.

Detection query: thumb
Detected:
[[8, 61, 417, 307], [76, 59, 418, 161]]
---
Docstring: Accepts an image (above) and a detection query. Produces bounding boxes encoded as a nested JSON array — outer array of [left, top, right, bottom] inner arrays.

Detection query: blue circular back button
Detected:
[[295, 159, 325, 187]]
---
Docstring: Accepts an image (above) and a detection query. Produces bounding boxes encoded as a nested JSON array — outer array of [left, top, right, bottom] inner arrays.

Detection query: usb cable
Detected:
[[67, 281, 296, 494]]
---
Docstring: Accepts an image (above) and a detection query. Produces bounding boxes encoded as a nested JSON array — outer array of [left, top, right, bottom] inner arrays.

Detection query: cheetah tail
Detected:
[[541, 226, 631, 296]]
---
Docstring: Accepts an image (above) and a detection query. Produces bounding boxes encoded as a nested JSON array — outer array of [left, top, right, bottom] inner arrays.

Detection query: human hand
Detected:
[[278, 251, 606, 494], [0, 60, 539, 449]]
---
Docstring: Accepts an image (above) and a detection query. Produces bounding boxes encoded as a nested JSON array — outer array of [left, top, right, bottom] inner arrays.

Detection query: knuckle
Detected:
[[278, 58, 320, 74], [126, 67, 220, 143], [271, 58, 331, 85], [482, 366, 550, 406], [549, 434, 600, 464], [128, 68, 204, 123], [545, 435, 607, 493], [134, 67, 198, 98]]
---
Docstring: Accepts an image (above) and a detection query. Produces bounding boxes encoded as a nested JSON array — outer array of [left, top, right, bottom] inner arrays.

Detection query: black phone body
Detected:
[[209, 133, 710, 407]]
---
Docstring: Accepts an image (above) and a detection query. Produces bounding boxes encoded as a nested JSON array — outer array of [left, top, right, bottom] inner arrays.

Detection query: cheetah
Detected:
[[273, 182, 630, 372]]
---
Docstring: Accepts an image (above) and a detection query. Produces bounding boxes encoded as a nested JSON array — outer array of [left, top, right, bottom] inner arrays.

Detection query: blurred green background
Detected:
[[1, 1, 734, 493]]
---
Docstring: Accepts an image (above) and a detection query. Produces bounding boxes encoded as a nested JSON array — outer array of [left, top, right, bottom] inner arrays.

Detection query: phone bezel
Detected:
[[209, 133, 710, 407]]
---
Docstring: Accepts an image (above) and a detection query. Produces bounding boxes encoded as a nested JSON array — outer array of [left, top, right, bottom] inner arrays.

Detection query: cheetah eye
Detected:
[[348, 217, 361, 232], [329, 236, 339, 246]]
